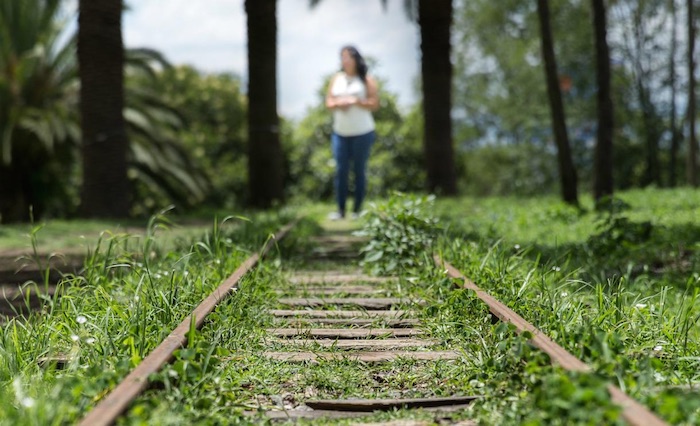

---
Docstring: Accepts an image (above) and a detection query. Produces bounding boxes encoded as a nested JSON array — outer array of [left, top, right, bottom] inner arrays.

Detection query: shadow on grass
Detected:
[[441, 216, 700, 290]]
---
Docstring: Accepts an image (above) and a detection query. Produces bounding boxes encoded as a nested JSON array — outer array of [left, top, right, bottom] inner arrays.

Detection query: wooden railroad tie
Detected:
[[277, 318, 421, 327], [304, 395, 481, 412], [276, 297, 423, 310], [272, 338, 439, 350], [270, 309, 411, 318], [267, 328, 423, 338], [275, 285, 385, 295], [247, 396, 481, 422], [262, 350, 462, 363], [287, 273, 397, 284]]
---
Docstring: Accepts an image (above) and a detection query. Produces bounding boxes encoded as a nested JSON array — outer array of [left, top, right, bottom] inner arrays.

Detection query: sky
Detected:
[[120, 0, 421, 120]]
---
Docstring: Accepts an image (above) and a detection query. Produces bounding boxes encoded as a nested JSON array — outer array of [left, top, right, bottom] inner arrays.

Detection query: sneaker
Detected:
[[351, 212, 360, 220], [328, 211, 344, 221]]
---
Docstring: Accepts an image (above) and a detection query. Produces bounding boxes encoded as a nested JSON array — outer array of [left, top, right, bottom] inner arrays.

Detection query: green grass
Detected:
[[435, 187, 700, 244], [432, 188, 700, 424], [122, 242, 487, 425], [0, 210, 293, 425], [0, 218, 212, 256], [115, 195, 635, 425], [2, 190, 700, 424]]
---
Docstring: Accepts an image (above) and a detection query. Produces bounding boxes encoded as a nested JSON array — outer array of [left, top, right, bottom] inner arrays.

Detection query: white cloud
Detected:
[[123, 0, 247, 72], [121, 0, 419, 119]]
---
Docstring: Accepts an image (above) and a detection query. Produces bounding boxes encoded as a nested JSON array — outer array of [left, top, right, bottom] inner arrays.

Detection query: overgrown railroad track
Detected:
[[75, 219, 668, 425], [0, 254, 80, 323]]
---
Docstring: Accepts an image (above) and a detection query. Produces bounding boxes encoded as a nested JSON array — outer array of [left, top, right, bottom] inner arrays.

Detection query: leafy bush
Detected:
[[587, 215, 653, 256], [355, 193, 438, 275], [149, 66, 247, 209], [586, 198, 652, 262], [0, 2, 221, 221]]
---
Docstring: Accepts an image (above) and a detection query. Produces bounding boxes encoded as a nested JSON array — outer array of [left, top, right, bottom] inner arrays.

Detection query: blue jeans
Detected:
[[332, 131, 376, 215]]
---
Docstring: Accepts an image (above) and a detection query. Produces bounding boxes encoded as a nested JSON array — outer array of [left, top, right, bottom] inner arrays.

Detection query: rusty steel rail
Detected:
[[434, 255, 668, 426], [78, 220, 298, 426]]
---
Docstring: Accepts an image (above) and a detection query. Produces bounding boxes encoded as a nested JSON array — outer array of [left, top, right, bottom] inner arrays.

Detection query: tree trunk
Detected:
[[631, 9, 661, 187], [536, 0, 579, 206], [670, 0, 680, 187], [0, 164, 30, 223], [638, 83, 662, 187], [245, 0, 285, 208], [418, 0, 457, 195], [0, 136, 45, 223], [591, 0, 614, 202], [688, 0, 698, 186], [78, 0, 130, 218]]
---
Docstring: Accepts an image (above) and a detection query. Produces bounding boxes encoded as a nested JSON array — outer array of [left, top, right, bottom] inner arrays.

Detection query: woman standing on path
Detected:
[[326, 45, 379, 220]]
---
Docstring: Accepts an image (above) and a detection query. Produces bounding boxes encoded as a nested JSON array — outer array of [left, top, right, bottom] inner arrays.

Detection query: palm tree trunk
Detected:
[[591, 0, 614, 202], [536, 0, 579, 206], [0, 164, 29, 223], [78, 0, 130, 217], [418, 0, 457, 195], [245, 0, 285, 208], [687, 0, 698, 186]]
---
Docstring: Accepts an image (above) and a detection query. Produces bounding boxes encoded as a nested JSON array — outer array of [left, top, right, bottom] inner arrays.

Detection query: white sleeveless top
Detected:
[[330, 72, 375, 136]]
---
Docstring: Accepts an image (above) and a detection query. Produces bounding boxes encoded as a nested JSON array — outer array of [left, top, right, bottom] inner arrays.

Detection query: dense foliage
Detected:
[[0, 1, 210, 222], [145, 66, 248, 209], [1, 0, 698, 221], [356, 193, 438, 275], [452, 0, 693, 196], [0, 0, 80, 221]]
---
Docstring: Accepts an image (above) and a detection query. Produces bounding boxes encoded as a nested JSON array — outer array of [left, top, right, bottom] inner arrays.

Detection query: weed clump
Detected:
[[355, 193, 438, 275]]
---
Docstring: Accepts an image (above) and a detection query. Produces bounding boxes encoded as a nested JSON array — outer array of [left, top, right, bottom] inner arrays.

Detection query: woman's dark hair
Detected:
[[341, 45, 368, 84]]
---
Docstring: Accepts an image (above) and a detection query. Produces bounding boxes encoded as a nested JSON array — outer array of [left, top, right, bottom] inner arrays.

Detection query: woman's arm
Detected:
[[356, 76, 379, 111]]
